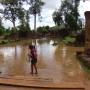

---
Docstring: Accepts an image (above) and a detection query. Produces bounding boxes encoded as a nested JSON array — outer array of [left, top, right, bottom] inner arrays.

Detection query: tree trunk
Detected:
[[34, 14, 37, 45], [34, 14, 36, 31], [12, 21, 18, 40], [12, 21, 16, 31], [0, 17, 2, 27]]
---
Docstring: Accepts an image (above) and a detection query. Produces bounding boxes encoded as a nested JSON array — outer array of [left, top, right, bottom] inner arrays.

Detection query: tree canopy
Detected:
[[0, 0, 44, 31], [52, 0, 82, 32]]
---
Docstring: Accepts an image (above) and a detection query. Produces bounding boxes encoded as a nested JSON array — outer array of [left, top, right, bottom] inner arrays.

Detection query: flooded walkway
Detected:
[[0, 39, 85, 89]]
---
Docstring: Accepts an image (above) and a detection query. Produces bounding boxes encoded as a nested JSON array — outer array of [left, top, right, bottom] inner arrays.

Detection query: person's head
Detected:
[[29, 45, 35, 50], [29, 45, 33, 50], [33, 45, 35, 49]]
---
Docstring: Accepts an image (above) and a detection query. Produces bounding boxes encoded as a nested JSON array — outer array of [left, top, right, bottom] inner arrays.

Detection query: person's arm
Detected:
[[28, 49, 32, 56], [34, 50, 37, 59], [28, 50, 32, 61]]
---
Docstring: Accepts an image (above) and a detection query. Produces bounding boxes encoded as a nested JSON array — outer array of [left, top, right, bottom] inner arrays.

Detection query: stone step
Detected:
[[0, 85, 85, 90], [0, 76, 85, 89]]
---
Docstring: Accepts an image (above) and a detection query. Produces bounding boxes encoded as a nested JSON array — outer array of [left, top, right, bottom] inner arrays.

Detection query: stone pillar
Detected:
[[85, 11, 90, 56]]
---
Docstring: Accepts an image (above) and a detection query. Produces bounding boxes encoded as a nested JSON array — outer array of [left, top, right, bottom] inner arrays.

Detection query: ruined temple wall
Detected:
[[85, 11, 90, 49]]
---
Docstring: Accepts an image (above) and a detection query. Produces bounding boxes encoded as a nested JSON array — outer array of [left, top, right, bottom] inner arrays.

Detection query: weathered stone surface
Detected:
[[85, 11, 90, 56]]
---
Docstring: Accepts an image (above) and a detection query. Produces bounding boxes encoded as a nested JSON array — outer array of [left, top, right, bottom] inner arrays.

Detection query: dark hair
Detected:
[[29, 45, 36, 49], [29, 45, 33, 49]]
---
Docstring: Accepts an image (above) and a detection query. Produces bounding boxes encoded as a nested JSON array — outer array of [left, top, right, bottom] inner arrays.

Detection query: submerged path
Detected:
[[0, 40, 87, 89]]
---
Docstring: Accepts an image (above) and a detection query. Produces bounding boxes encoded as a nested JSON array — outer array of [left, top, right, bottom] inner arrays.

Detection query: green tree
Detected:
[[25, 10, 31, 31], [18, 7, 26, 28], [61, 0, 81, 31], [0, 16, 3, 27], [0, 26, 6, 35], [52, 11, 63, 26], [53, 0, 81, 33], [27, 0, 44, 31], [0, 0, 23, 31]]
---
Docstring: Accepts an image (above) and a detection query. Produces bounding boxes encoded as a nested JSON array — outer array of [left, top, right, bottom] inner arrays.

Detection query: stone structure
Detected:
[[85, 11, 90, 56], [76, 11, 90, 68]]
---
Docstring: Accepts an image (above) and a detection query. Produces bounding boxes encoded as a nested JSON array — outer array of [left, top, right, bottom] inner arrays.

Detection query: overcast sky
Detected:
[[1, 0, 90, 29]]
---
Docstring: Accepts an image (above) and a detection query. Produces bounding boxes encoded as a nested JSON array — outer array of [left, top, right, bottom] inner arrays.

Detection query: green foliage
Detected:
[[50, 26, 61, 30], [0, 0, 27, 30], [5, 28, 11, 33], [63, 36, 76, 44], [62, 0, 81, 32], [0, 0, 44, 32], [45, 26, 49, 30], [17, 7, 31, 32], [0, 0, 19, 29], [52, 11, 63, 26], [65, 13, 80, 31], [0, 40, 9, 44], [37, 26, 49, 34], [0, 26, 6, 35], [17, 8, 25, 25], [53, 0, 82, 33], [18, 23, 31, 38], [28, 0, 44, 30], [29, 0, 44, 15]]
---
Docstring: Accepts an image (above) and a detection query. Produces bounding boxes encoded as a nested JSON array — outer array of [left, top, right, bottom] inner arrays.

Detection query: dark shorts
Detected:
[[31, 59, 37, 64]]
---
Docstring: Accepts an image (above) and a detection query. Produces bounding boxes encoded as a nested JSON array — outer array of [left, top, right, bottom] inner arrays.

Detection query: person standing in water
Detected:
[[28, 45, 38, 74]]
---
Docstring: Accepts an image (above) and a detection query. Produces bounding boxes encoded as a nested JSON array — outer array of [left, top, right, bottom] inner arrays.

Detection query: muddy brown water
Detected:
[[0, 39, 85, 83]]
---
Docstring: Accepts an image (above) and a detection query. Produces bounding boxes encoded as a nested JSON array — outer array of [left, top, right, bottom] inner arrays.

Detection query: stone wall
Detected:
[[85, 11, 90, 55]]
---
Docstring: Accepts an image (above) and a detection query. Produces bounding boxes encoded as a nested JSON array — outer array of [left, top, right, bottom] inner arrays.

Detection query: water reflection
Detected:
[[0, 39, 85, 82], [0, 46, 22, 60]]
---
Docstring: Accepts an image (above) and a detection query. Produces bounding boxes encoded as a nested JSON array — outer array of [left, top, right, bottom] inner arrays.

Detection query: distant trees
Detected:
[[0, 0, 22, 31], [52, 11, 63, 26], [0, 26, 6, 35], [52, 0, 82, 33], [0, 0, 86, 39], [0, 0, 44, 32], [27, 0, 44, 31], [37, 26, 49, 34]]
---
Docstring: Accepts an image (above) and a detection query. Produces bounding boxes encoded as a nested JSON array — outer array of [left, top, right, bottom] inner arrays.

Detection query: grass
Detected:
[[0, 40, 9, 44], [63, 36, 76, 44], [0, 39, 33, 46]]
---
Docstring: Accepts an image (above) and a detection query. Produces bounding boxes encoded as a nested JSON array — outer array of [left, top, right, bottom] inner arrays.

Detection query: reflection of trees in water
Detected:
[[12, 45, 27, 75], [37, 38, 50, 45], [55, 43, 84, 79], [0, 53, 4, 65], [37, 55, 46, 69], [37, 43, 47, 68], [55, 43, 65, 65], [50, 38, 62, 47], [0, 39, 84, 77], [37, 38, 61, 46], [14, 46, 17, 60], [52, 40, 58, 46]]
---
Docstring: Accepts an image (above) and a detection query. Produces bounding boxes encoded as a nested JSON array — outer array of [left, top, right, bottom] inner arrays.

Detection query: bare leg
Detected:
[[31, 64, 33, 74], [34, 64, 37, 74]]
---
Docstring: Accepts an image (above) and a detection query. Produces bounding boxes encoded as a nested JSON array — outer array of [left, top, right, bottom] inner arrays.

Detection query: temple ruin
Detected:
[[85, 11, 90, 56]]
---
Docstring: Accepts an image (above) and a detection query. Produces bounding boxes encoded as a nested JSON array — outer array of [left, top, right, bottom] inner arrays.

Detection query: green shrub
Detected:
[[63, 36, 76, 44], [0, 40, 9, 44]]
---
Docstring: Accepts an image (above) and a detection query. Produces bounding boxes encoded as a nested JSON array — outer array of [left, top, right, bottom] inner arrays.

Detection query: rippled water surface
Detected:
[[0, 39, 85, 82]]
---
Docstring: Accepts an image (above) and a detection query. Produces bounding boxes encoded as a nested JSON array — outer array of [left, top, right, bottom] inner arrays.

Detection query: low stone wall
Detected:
[[85, 11, 90, 55], [76, 51, 90, 68]]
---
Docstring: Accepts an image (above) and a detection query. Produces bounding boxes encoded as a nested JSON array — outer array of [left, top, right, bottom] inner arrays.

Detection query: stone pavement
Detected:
[[0, 75, 85, 90]]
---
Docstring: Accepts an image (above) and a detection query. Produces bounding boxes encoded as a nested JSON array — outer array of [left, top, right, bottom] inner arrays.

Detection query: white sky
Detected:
[[1, 0, 90, 29]]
